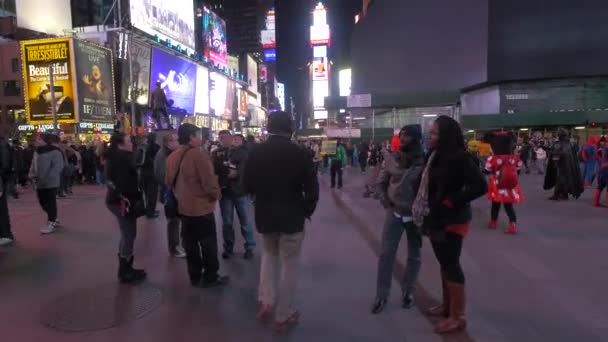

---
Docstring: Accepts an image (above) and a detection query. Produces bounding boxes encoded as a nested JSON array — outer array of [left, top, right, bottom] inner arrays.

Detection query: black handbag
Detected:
[[120, 195, 146, 218], [165, 148, 191, 218]]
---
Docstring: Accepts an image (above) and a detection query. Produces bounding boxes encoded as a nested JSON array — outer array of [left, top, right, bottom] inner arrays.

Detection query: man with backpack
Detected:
[[485, 132, 524, 234]]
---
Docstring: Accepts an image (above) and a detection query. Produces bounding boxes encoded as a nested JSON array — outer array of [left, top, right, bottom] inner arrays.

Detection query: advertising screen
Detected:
[[21, 38, 77, 124], [339, 68, 352, 96], [16, 0, 72, 36], [312, 57, 328, 81], [247, 55, 258, 93], [238, 88, 248, 117], [228, 55, 239, 73], [74, 40, 116, 123], [313, 80, 329, 109], [119, 38, 151, 106], [261, 30, 276, 49], [194, 65, 209, 115], [264, 49, 276, 62], [313, 45, 327, 58], [0, 0, 15, 17], [130, 0, 195, 55], [202, 8, 228, 67], [277, 82, 285, 110], [210, 72, 235, 120], [150, 48, 196, 114]]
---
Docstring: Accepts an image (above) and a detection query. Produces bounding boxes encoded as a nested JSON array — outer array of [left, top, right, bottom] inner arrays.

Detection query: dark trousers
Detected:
[[143, 174, 158, 216], [491, 201, 516, 223], [181, 214, 220, 283], [431, 232, 465, 284], [0, 186, 13, 239], [360, 158, 367, 172], [107, 204, 138, 257], [330, 160, 343, 187], [37, 188, 58, 222], [153, 107, 171, 129]]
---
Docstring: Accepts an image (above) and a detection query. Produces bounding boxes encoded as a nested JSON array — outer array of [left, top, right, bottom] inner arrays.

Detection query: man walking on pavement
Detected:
[[244, 111, 319, 331], [212, 130, 256, 260], [165, 124, 228, 288], [330, 139, 347, 189]]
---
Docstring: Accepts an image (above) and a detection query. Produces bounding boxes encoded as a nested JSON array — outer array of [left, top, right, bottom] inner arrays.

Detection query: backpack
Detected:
[[497, 158, 518, 190]]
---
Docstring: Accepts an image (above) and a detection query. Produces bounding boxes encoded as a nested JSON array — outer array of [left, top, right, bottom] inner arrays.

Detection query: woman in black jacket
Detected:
[[412, 116, 487, 334], [105, 132, 146, 284]]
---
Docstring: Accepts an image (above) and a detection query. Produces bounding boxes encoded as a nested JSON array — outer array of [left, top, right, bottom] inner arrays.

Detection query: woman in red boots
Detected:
[[485, 132, 524, 234]]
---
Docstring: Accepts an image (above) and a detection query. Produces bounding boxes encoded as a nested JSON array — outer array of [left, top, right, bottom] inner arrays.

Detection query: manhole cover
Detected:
[[41, 282, 163, 332]]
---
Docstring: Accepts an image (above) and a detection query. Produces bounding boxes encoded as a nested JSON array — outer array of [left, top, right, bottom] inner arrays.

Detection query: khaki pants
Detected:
[[258, 231, 305, 321]]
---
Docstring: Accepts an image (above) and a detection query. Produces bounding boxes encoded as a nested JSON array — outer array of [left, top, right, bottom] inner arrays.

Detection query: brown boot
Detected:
[[434, 282, 467, 334], [427, 272, 449, 317]]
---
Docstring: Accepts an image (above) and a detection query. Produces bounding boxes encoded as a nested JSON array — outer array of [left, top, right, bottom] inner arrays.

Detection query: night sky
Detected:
[[276, 0, 360, 123]]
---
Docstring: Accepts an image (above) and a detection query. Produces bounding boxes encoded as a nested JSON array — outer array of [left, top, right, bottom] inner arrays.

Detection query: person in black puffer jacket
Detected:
[[413, 116, 487, 335], [105, 132, 146, 284]]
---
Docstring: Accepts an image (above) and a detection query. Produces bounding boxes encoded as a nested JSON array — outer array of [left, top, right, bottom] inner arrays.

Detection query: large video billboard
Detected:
[[119, 39, 151, 107], [130, 0, 195, 55], [247, 55, 258, 94], [202, 8, 227, 67], [21, 38, 77, 124], [16, 0, 72, 36], [150, 48, 196, 114], [74, 40, 116, 124], [209, 72, 235, 120], [194, 65, 209, 115]]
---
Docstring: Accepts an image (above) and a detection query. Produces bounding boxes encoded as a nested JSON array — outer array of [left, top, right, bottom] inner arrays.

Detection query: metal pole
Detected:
[[128, 32, 136, 136], [392, 107, 396, 131], [117, 0, 122, 28], [49, 64, 58, 130], [372, 108, 375, 142]]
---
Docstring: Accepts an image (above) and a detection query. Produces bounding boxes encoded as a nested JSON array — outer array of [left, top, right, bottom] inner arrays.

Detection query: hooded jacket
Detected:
[[30, 145, 64, 189]]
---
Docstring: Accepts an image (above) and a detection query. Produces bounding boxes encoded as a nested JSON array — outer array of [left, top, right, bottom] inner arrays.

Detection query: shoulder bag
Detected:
[[165, 148, 191, 218]]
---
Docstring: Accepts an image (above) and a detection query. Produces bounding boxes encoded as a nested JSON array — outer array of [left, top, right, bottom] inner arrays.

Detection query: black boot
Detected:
[[402, 291, 415, 309], [371, 298, 387, 314], [118, 255, 147, 284]]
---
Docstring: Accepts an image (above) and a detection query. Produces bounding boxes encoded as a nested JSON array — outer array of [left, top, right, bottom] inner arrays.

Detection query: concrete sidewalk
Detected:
[[326, 166, 608, 342]]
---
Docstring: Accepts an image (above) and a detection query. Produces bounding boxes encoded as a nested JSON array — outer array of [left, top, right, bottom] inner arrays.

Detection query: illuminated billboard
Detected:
[[118, 38, 151, 107], [310, 3, 330, 46], [313, 45, 327, 58], [150, 48, 197, 114], [247, 55, 258, 93], [264, 49, 276, 62], [202, 8, 228, 67], [73, 40, 116, 124], [261, 8, 276, 49], [0, 0, 15, 17], [277, 82, 285, 110], [21, 38, 77, 124], [194, 65, 209, 115], [313, 80, 328, 109], [312, 57, 328, 81], [209, 72, 235, 120], [339, 69, 352, 96], [16, 0, 72, 36], [130, 0, 195, 55]]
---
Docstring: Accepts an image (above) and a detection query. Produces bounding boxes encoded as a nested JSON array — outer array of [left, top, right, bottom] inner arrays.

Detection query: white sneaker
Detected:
[[173, 246, 187, 258], [40, 222, 56, 235], [0, 238, 14, 246]]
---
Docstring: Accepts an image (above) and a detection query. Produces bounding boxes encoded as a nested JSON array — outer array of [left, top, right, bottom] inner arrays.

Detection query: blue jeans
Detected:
[[375, 211, 422, 300], [220, 193, 256, 253]]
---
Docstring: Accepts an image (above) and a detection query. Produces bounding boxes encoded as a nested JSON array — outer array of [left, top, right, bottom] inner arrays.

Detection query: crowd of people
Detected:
[[3, 113, 606, 335]]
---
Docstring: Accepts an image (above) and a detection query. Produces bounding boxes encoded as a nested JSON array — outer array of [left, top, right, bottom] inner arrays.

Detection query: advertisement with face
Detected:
[[202, 8, 228, 67], [119, 39, 151, 107], [150, 48, 196, 113], [74, 39, 116, 123], [21, 38, 76, 123], [130, 0, 195, 55], [194, 65, 209, 115], [247, 55, 258, 94]]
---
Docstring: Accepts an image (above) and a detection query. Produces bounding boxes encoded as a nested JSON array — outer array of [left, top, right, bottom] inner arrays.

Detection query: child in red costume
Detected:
[[485, 132, 524, 234]]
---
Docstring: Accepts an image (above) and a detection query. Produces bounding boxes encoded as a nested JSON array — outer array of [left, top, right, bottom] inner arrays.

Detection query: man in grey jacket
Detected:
[[30, 133, 64, 234], [371, 124, 425, 314]]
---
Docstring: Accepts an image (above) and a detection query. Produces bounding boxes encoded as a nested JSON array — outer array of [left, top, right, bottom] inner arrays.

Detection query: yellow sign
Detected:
[[21, 38, 77, 124]]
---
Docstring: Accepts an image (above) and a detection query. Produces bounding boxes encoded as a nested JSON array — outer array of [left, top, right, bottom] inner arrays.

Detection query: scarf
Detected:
[[412, 151, 436, 227]]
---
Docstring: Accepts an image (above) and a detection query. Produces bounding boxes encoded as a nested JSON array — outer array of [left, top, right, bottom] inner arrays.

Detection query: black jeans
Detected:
[[153, 107, 171, 128], [491, 202, 516, 223], [360, 158, 367, 172], [431, 232, 465, 284], [0, 185, 13, 239], [181, 214, 220, 283], [330, 160, 343, 187], [37, 188, 58, 222], [142, 173, 158, 216]]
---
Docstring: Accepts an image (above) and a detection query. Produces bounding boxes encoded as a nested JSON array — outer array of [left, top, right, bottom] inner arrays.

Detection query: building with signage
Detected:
[[310, 2, 331, 126]]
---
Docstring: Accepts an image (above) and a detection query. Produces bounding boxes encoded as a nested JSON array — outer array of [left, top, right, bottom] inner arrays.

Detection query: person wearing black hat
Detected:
[[543, 128, 584, 201], [243, 111, 319, 330], [371, 125, 425, 314]]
